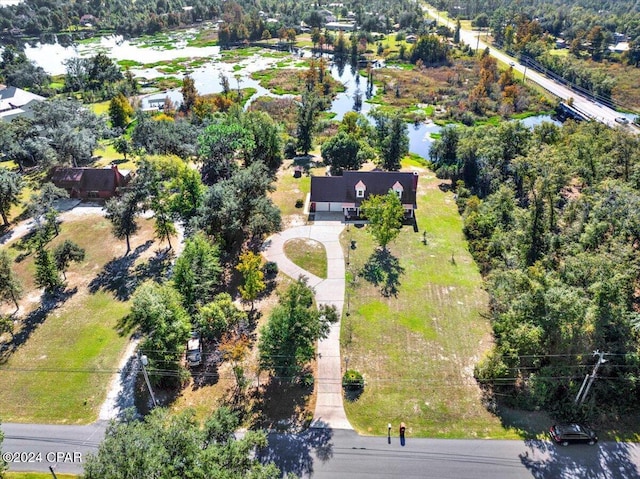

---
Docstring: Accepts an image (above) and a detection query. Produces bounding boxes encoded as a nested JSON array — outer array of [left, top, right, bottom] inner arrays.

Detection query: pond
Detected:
[[519, 114, 561, 128], [21, 35, 562, 159], [23, 34, 222, 77], [328, 62, 376, 120]]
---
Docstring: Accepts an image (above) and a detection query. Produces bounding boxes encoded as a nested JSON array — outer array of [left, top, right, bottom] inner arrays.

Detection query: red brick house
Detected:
[[51, 165, 132, 200]]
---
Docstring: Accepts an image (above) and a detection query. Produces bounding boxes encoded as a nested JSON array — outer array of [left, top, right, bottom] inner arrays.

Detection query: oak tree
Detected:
[[0, 250, 22, 310], [0, 168, 24, 227]]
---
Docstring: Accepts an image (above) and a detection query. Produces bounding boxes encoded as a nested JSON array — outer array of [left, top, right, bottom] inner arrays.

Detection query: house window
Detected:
[[355, 180, 366, 198], [392, 181, 404, 200], [356, 188, 364, 198]]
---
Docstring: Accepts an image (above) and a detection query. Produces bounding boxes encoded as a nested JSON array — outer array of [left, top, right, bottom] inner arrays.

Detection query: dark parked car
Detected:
[[549, 424, 598, 446]]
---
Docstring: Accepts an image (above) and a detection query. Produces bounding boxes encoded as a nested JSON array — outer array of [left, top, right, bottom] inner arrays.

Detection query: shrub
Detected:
[[284, 140, 297, 158], [295, 199, 304, 208], [263, 261, 278, 277], [342, 369, 364, 391]]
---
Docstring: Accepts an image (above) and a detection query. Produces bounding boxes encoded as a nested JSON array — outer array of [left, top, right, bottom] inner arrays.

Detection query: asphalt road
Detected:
[[424, 5, 640, 134], [262, 428, 640, 479], [4, 422, 640, 478], [2, 421, 107, 474]]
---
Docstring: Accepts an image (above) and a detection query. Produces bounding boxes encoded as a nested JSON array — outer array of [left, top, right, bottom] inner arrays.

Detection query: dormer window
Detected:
[[355, 180, 366, 198], [392, 181, 403, 199]]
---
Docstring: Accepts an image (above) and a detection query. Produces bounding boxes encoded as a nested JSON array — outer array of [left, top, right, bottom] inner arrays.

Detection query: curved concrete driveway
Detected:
[[262, 222, 352, 430]]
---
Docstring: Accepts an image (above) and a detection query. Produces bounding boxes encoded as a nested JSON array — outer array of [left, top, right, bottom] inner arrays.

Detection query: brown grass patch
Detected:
[[0, 214, 170, 423]]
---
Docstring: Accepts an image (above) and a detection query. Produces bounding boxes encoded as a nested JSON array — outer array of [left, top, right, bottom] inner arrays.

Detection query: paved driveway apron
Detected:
[[262, 221, 352, 429]]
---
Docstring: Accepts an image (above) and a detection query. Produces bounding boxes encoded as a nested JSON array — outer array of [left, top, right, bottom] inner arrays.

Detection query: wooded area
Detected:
[[431, 119, 640, 420]]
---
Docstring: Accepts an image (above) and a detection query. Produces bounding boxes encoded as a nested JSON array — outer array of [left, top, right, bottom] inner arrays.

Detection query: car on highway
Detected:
[[549, 424, 598, 446], [509, 61, 515, 67], [615, 116, 630, 125]]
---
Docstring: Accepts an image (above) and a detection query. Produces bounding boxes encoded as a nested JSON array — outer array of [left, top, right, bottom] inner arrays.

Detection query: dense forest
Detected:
[[430, 120, 640, 420]]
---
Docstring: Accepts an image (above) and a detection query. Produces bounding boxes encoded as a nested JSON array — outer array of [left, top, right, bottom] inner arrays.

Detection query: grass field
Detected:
[[0, 215, 164, 423], [268, 159, 324, 227], [283, 238, 327, 279], [340, 164, 549, 439], [89, 100, 110, 115]]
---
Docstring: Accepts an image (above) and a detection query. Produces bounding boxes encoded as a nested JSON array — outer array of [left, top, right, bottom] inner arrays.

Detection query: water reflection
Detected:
[[407, 121, 441, 159], [519, 115, 561, 128], [21, 37, 562, 158], [328, 63, 375, 121], [23, 35, 221, 76]]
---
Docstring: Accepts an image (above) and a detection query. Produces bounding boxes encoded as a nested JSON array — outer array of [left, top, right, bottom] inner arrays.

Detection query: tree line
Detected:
[[0, 0, 426, 39], [431, 119, 640, 420]]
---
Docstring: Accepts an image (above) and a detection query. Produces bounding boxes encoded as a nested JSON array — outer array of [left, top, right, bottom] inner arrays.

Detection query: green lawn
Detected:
[[283, 238, 327, 279], [89, 100, 110, 115], [0, 216, 161, 423], [269, 160, 324, 221], [341, 166, 545, 439]]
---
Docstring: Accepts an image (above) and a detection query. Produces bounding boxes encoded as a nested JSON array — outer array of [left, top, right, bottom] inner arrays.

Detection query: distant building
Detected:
[[0, 85, 46, 122], [613, 32, 627, 44], [51, 165, 133, 200], [318, 9, 337, 23], [325, 21, 355, 31], [79, 14, 97, 27], [609, 42, 630, 53]]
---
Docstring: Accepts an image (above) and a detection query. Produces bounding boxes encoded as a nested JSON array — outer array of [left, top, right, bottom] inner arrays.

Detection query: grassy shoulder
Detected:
[[0, 215, 165, 423], [340, 165, 550, 439]]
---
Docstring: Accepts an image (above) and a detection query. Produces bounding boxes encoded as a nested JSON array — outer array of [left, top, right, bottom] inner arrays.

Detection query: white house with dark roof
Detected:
[[0, 85, 45, 122], [310, 170, 418, 219]]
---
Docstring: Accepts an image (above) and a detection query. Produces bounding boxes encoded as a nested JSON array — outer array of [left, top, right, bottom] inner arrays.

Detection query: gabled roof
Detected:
[[310, 171, 418, 207], [309, 176, 344, 202], [51, 167, 128, 192], [51, 168, 84, 187], [0, 86, 45, 113], [81, 168, 120, 191]]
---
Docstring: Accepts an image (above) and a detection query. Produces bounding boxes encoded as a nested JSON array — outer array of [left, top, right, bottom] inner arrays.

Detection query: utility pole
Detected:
[[139, 353, 158, 408], [575, 350, 608, 405]]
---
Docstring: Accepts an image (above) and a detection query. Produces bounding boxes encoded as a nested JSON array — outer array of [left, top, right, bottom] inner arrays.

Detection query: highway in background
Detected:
[[423, 5, 640, 134]]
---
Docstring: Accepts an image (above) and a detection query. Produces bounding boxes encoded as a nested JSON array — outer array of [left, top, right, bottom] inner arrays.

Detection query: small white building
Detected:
[[609, 42, 630, 53], [0, 85, 45, 122], [325, 21, 355, 31]]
